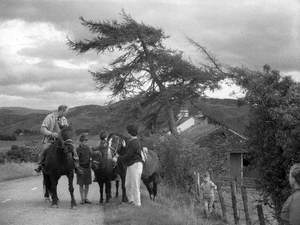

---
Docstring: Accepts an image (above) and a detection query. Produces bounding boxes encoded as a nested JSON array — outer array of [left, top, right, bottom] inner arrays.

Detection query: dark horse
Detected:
[[42, 127, 77, 208], [107, 133, 161, 202], [91, 143, 117, 204]]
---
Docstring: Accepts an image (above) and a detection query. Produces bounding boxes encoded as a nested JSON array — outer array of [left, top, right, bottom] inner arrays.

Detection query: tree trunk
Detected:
[[166, 102, 178, 135], [138, 34, 178, 136]]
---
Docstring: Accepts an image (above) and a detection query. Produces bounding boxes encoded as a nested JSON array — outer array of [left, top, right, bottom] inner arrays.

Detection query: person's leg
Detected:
[[203, 199, 209, 217], [125, 166, 133, 203], [208, 196, 214, 213], [84, 185, 91, 203], [35, 143, 51, 172], [79, 185, 84, 204], [79, 184, 84, 204], [131, 162, 143, 206]]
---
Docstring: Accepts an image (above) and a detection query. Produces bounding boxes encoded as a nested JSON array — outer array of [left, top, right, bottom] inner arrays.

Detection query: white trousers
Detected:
[[125, 162, 143, 206]]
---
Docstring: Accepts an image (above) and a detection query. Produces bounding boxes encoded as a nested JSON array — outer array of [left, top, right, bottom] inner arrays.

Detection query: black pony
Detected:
[[42, 127, 77, 208], [91, 142, 117, 204], [107, 133, 161, 202]]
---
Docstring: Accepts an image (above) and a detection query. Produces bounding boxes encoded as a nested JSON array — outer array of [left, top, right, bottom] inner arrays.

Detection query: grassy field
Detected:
[[0, 162, 38, 182], [0, 135, 42, 153], [104, 182, 225, 225]]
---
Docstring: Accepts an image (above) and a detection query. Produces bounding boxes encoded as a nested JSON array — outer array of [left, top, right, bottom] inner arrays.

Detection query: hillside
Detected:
[[0, 98, 249, 136]]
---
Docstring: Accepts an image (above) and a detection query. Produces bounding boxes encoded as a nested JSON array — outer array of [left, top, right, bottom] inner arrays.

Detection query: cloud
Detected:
[[0, 0, 299, 109]]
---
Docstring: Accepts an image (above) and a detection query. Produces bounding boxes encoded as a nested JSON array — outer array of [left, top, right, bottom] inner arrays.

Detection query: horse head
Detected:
[[107, 133, 127, 157], [59, 126, 74, 157]]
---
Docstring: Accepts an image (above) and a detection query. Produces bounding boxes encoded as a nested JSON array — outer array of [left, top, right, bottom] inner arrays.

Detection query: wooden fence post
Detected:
[[256, 204, 266, 225], [217, 183, 228, 223], [231, 180, 239, 225], [194, 171, 200, 202], [241, 185, 251, 225]]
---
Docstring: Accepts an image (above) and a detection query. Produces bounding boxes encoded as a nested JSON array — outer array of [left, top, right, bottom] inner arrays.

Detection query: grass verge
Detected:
[[0, 162, 37, 182], [104, 182, 226, 225]]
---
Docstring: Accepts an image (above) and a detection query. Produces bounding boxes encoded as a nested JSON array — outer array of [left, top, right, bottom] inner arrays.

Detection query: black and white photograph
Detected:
[[0, 0, 299, 224]]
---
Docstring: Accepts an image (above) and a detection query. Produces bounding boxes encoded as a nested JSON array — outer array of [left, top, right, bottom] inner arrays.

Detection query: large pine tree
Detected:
[[68, 11, 223, 134]]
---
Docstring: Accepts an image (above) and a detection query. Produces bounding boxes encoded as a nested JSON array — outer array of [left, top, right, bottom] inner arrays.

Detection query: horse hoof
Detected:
[[44, 197, 50, 202], [51, 204, 59, 208]]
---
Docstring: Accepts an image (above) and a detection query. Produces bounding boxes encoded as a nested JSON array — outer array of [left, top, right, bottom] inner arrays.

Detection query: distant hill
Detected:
[[0, 107, 49, 115], [0, 98, 249, 136]]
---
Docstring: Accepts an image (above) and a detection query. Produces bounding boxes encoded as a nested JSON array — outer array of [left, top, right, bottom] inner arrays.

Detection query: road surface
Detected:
[[0, 175, 104, 225]]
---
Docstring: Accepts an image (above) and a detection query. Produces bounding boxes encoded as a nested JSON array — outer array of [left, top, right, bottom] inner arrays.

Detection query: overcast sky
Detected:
[[0, 0, 299, 109]]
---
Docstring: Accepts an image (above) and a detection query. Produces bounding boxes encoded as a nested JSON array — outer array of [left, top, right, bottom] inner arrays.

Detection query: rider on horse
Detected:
[[35, 105, 80, 173]]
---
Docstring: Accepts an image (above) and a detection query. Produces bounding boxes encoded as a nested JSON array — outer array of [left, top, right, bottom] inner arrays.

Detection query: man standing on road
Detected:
[[114, 124, 143, 207], [35, 105, 79, 173]]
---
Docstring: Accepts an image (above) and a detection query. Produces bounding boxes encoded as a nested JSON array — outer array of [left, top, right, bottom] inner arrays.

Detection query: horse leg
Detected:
[[68, 172, 76, 208], [98, 179, 104, 204], [152, 173, 160, 201], [105, 179, 111, 203], [142, 177, 153, 200], [121, 172, 128, 203], [115, 179, 119, 198], [50, 175, 59, 207], [43, 173, 51, 202]]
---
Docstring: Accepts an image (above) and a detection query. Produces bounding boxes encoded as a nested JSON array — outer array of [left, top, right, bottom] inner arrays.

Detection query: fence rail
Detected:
[[193, 172, 276, 225]]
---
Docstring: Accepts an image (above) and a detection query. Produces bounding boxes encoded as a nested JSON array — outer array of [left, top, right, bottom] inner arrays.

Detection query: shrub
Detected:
[[232, 66, 300, 223], [0, 152, 6, 164], [6, 145, 40, 162], [142, 134, 219, 193], [0, 134, 17, 141]]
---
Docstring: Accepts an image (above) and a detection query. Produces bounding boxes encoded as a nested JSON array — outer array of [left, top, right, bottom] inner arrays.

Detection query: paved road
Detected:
[[0, 175, 104, 225]]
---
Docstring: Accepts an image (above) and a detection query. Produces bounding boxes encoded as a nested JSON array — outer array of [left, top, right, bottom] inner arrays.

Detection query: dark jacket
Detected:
[[76, 144, 91, 168], [281, 188, 300, 225], [119, 137, 143, 167]]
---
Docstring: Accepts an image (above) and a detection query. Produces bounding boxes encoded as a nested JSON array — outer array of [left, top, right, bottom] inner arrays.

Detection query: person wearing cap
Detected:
[[114, 124, 143, 206], [35, 105, 79, 173], [281, 163, 300, 225], [76, 133, 92, 204]]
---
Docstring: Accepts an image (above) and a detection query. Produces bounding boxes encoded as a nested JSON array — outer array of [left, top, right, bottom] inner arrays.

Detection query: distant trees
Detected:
[[232, 65, 300, 223], [68, 11, 224, 135]]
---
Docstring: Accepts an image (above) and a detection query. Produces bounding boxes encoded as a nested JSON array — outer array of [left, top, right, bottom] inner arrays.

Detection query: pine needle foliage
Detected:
[[68, 11, 224, 134], [231, 65, 300, 224]]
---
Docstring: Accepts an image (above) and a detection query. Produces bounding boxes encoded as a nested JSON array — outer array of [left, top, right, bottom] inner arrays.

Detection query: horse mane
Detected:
[[107, 132, 127, 141], [60, 126, 73, 142]]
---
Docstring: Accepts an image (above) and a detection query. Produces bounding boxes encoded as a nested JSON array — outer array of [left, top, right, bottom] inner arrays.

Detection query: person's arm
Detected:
[[76, 147, 81, 159], [211, 181, 217, 190], [281, 195, 292, 224]]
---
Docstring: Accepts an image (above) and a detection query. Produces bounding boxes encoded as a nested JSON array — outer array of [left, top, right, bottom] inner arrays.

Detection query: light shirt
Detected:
[[41, 112, 67, 143], [200, 180, 217, 199]]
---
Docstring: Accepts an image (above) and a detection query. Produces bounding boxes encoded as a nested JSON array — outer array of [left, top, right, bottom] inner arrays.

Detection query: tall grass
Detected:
[[0, 162, 37, 182], [104, 182, 225, 225]]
